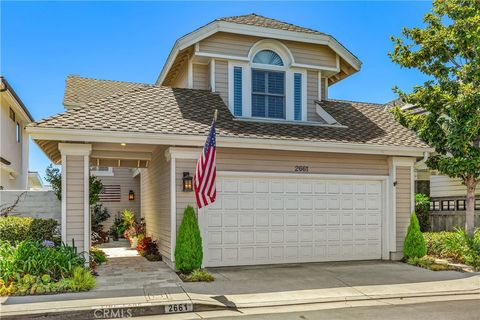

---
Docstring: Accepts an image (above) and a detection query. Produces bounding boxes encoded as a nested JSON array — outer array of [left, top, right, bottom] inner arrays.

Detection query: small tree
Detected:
[[45, 164, 104, 206], [404, 213, 427, 259], [390, 0, 480, 235], [175, 206, 203, 272]]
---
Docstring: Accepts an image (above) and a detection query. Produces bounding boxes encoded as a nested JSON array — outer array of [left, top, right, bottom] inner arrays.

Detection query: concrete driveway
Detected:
[[182, 260, 475, 295]]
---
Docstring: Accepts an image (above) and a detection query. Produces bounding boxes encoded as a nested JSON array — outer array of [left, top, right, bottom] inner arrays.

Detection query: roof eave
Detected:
[[1, 77, 34, 122], [156, 20, 362, 86], [27, 126, 432, 158]]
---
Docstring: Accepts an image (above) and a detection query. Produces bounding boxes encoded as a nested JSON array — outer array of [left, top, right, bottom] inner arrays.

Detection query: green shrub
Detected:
[[180, 269, 214, 282], [424, 231, 459, 259], [0, 240, 85, 283], [70, 267, 96, 291], [0, 216, 59, 244], [424, 229, 480, 269], [92, 204, 110, 233], [175, 206, 203, 272], [121, 209, 136, 230], [415, 193, 430, 232], [403, 213, 426, 259], [444, 228, 480, 270], [90, 247, 107, 265], [109, 214, 125, 239]]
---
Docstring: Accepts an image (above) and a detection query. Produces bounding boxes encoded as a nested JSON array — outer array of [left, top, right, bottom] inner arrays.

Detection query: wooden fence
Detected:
[[429, 211, 480, 231]]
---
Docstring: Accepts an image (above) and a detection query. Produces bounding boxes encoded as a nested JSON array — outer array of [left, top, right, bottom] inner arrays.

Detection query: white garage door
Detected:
[[200, 173, 384, 267]]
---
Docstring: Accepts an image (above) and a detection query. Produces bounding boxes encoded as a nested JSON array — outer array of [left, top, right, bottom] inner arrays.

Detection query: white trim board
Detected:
[[29, 127, 432, 157]]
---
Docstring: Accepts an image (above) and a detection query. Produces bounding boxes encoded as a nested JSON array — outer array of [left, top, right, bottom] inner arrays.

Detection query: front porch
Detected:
[[33, 139, 194, 264]]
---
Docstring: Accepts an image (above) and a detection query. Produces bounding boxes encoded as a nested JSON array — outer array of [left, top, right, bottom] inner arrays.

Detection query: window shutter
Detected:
[[233, 67, 242, 116], [294, 73, 302, 121]]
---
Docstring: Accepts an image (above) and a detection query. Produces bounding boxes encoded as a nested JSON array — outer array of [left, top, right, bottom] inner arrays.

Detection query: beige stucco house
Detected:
[[1, 77, 34, 190], [27, 14, 431, 267]]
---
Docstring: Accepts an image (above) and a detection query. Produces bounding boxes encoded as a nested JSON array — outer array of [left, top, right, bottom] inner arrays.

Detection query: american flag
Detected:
[[194, 116, 217, 209]]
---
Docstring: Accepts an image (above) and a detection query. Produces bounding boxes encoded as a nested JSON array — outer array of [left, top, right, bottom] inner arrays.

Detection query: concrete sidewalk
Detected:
[[1, 262, 479, 319]]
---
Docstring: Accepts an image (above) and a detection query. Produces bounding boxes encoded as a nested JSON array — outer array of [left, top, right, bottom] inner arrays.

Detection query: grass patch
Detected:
[[179, 269, 214, 282]]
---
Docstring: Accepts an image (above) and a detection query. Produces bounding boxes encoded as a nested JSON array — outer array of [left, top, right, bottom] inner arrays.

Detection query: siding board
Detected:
[[65, 155, 86, 252], [396, 166, 412, 252], [140, 147, 171, 259], [199, 32, 337, 68], [215, 60, 228, 105], [193, 64, 210, 90]]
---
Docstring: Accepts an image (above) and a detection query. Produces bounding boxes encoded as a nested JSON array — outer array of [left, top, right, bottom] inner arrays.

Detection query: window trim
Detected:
[[228, 62, 307, 122]]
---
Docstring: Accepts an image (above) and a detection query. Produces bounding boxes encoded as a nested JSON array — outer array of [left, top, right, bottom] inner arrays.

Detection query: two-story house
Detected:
[[1, 76, 34, 190], [27, 14, 431, 267]]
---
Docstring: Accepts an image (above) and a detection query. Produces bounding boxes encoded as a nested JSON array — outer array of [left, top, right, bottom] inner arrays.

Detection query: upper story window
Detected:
[[16, 122, 21, 143], [252, 69, 285, 119], [252, 50, 284, 66], [228, 39, 316, 123]]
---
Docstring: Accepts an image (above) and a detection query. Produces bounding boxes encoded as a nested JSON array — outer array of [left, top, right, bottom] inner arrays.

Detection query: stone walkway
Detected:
[[94, 240, 180, 292]]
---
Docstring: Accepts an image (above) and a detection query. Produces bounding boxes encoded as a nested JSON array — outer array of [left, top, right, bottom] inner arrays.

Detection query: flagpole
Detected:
[[213, 109, 218, 121]]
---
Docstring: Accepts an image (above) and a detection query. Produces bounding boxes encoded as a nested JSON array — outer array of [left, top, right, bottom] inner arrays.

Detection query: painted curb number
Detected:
[[165, 303, 193, 313]]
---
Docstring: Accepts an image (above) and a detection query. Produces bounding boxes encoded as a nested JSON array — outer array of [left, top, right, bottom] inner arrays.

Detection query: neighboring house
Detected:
[[0, 76, 34, 190], [27, 14, 431, 267], [28, 171, 44, 190], [386, 98, 480, 219]]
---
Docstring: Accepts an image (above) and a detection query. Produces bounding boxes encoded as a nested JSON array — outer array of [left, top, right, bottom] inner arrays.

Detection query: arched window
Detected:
[[252, 50, 284, 66]]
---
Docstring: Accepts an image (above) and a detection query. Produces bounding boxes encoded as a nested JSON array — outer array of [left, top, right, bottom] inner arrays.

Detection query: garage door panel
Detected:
[[271, 230, 284, 243], [202, 175, 383, 267], [255, 196, 269, 210], [255, 212, 269, 226], [239, 212, 254, 226], [239, 230, 254, 244], [299, 197, 313, 210], [240, 195, 254, 209], [255, 230, 269, 243]]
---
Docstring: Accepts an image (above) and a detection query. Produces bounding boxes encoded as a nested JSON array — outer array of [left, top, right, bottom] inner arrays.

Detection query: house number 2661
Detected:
[[294, 166, 309, 172]]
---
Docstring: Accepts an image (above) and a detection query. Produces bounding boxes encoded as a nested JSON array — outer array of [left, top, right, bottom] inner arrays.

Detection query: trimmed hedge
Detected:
[[0, 217, 60, 244], [403, 213, 426, 258], [175, 206, 203, 272]]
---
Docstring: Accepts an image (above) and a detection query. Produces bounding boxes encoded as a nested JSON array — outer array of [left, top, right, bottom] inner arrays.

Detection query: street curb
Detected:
[[1, 289, 479, 319]]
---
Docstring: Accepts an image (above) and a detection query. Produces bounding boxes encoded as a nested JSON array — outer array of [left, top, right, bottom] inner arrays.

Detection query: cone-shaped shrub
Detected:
[[175, 206, 203, 272], [403, 212, 426, 259]]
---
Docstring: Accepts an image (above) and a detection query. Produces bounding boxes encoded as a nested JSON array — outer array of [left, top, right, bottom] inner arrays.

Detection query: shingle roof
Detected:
[[31, 77, 428, 149], [63, 75, 146, 106], [217, 14, 325, 36]]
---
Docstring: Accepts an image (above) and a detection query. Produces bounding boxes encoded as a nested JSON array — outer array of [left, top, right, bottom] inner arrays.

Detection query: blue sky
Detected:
[[1, 1, 431, 182]]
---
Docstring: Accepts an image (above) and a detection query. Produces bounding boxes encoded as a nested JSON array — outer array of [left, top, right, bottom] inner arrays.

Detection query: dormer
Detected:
[[157, 14, 361, 125]]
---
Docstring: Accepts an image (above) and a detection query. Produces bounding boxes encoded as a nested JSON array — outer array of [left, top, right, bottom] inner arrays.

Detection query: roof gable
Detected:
[[157, 13, 361, 86]]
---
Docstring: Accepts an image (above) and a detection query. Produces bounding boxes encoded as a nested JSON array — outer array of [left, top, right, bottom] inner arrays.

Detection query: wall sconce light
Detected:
[[128, 190, 135, 201], [182, 172, 193, 192]]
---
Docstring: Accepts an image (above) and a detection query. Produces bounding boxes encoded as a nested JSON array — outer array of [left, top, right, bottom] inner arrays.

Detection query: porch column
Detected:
[[388, 157, 415, 260], [59, 143, 92, 256]]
